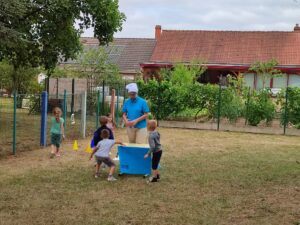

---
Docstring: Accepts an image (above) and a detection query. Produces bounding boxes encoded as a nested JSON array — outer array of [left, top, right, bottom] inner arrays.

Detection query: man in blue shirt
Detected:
[[122, 83, 150, 143]]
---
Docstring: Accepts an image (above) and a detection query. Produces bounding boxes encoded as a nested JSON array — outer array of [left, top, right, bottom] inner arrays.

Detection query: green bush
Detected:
[[219, 87, 245, 122], [280, 87, 300, 128], [245, 90, 275, 126], [184, 83, 219, 118], [137, 79, 185, 120]]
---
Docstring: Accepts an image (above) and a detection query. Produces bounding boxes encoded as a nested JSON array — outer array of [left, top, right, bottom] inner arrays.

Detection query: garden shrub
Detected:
[[279, 87, 300, 128], [137, 79, 185, 120], [245, 90, 275, 126], [219, 87, 245, 122]]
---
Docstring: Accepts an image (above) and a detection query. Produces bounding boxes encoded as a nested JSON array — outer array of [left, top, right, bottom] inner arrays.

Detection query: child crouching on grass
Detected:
[[50, 107, 65, 158], [89, 129, 124, 181], [144, 120, 162, 183]]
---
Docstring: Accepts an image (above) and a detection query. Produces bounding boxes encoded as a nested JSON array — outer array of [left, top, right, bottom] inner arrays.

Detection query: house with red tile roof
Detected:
[[60, 37, 156, 80], [141, 25, 300, 90]]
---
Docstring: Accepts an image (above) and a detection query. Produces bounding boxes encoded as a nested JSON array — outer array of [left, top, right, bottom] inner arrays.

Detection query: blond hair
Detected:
[[147, 120, 157, 131]]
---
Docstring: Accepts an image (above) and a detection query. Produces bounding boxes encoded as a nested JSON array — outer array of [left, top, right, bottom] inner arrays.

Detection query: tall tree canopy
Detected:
[[0, 0, 125, 73]]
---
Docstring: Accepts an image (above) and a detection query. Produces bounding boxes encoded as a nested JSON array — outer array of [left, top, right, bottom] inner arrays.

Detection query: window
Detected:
[[256, 75, 270, 90], [243, 73, 254, 88], [273, 74, 287, 88], [288, 75, 300, 87]]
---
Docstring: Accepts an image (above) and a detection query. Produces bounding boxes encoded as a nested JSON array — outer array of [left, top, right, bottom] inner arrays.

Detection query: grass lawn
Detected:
[[0, 128, 299, 225], [0, 96, 96, 156]]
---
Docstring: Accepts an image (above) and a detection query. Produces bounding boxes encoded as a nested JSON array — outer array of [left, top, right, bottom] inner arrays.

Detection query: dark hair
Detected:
[[99, 116, 108, 126], [100, 129, 110, 139]]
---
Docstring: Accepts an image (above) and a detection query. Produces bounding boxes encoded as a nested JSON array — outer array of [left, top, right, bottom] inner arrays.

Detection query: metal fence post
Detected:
[[245, 86, 251, 125], [96, 90, 100, 129], [40, 91, 48, 147], [102, 80, 105, 115], [116, 88, 120, 128], [81, 91, 87, 138], [63, 89, 67, 129], [12, 91, 17, 155], [217, 84, 222, 131], [71, 78, 75, 114], [283, 87, 289, 135], [156, 82, 160, 126]]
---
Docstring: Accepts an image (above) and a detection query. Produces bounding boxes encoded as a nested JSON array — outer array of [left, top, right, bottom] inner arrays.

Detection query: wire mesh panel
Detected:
[[282, 87, 300, 136], [15, 94, 42, 153], [0, 96, 13, 156], [86, 81, 126, 136]]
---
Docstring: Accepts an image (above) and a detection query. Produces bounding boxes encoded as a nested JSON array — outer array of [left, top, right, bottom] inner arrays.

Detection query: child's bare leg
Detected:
[[95, 163, 101, 174], [108, 165, 115, 176], [51, 144, 56, 154], [153, 169, 159, 177]]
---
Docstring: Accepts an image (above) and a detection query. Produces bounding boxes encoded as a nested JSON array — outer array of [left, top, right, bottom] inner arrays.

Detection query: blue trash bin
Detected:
[[118, 144, 151, 175]]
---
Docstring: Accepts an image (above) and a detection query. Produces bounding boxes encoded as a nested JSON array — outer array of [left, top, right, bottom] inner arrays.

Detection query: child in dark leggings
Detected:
[[144, 120, 162, 183]]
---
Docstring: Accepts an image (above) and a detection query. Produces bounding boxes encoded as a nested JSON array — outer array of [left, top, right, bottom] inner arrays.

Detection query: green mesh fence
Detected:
[[15, 94, 41, 153], [0, 96, 13, 156], [0, 81, 128, 156], [0, 94, 41, 156]]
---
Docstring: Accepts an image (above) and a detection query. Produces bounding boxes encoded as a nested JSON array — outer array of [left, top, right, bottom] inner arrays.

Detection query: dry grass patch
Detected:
[[0, 128, 299, 225]]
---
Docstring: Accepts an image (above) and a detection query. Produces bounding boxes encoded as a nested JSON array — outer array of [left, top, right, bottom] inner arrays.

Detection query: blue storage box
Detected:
[[118, 144, 151, 175]]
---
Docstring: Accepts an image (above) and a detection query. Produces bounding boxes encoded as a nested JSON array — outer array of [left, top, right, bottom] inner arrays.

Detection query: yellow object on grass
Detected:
[[85, 144, 92, 153], [73, 140, 78, 151]]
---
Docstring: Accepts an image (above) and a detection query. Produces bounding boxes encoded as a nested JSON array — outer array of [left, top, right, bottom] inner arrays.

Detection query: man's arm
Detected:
[[133, 100, 150, 126], [123, 112, 136, 127], [132, 113, 149, 126]]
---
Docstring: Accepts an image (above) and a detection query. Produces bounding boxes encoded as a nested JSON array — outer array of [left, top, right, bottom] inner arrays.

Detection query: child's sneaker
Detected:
[[157, 174, 160, 180], [113, 156, 119, 161], [94, 173, 100, 178], [148, 176, 158, 183], [107, 175, 117, 181]]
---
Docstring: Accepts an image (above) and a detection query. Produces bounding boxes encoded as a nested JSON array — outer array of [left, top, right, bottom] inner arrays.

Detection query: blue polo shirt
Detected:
[[122, 96, 150, 128]]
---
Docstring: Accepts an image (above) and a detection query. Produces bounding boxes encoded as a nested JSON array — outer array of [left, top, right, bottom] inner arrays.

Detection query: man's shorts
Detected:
[[51, 133, 61, 148], [95, 156, 115, 167]]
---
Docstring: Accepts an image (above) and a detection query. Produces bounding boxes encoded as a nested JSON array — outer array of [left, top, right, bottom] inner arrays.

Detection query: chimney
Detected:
[[294, 23, 300, 32], [155, 25, 162, 40]]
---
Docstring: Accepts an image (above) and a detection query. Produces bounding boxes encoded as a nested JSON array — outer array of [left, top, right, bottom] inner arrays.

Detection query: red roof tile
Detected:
[[150, 30, 300, 66]]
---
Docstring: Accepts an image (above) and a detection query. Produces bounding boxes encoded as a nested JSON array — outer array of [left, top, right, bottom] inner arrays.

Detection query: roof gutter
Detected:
[[140, 62, 300, 73]]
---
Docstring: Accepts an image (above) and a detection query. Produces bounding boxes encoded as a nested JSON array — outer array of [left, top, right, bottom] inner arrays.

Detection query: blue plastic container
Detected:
[[118, 145, 151, 175]]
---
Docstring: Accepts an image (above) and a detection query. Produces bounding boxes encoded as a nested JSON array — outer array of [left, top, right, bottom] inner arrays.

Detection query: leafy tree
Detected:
[[0, 0, 28, 49], [250, 59, 284, 89], [161, 60, 207, 85], [50, 66, 83, 78], [79, 47, 123, 88], [0, 0, 125, 91], [0, 60, 42, 95]]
